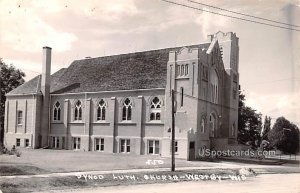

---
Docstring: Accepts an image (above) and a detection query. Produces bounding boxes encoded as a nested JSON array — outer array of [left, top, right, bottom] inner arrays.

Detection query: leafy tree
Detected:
[[261, 115, 271, 140], [238, 91, 262, 148], [0, 58, 25, 146], [268, 117, 299, 154]]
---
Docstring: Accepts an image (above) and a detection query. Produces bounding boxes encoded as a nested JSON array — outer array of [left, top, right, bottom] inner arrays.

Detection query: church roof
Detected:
[[7, 43, 209, 95]]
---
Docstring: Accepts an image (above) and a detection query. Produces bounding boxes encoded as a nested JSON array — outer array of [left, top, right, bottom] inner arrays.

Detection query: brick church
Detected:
[[4, 31, 241, 160]]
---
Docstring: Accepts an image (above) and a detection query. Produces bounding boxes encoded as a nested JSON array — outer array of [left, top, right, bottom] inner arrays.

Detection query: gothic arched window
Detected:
[[97, 99, 106, 121], [209, 113, 217, 137], [122, 98, 132, 121], [210, 70, 219, 104], [231, 123, 236, 137], [201, 117, 205, 133], [185, 64, 189, 76], [74, 100, 82, 121], [53, 101, 61, 121], [150, 97, 161, 121], [180, 87, 184, 107]]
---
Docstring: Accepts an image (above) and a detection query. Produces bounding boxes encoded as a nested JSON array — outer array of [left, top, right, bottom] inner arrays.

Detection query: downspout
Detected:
[[84, 92, 87, 134], [48, 94, 52, 147], [84, 92, 87, 151], [32, 94, 36, 148]]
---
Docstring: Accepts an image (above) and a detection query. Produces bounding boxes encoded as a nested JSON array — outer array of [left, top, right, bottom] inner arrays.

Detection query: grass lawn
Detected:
[[0, 148, 219, 175]]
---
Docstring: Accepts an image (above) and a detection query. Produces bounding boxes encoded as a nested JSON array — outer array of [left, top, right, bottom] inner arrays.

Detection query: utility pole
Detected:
[[171, 89, 175, 171]]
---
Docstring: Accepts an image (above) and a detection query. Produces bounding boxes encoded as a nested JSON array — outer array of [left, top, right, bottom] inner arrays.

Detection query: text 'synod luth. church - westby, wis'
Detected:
[[4, 31, 243, 160]]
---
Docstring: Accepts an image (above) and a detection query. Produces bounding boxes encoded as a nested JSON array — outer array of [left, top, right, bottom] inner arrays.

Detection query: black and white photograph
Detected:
[[0, 0, 299, 192]]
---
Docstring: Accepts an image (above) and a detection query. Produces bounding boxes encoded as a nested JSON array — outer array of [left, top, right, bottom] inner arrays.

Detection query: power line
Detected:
[[188, 0, 300, 28], [161, 0, 300, 32], [242, 77, 299, 87]]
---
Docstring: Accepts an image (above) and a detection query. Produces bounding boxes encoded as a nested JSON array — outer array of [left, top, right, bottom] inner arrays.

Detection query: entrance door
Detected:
[[189, 141, 195, 160]]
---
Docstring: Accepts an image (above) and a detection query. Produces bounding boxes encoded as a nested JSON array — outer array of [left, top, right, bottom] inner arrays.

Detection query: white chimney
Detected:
[[40, 46, 52, 148], [41, 46, 52, 95]]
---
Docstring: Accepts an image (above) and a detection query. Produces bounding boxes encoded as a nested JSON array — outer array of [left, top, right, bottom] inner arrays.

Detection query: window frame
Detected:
[[17, 110, 23, 125], [210, 70, 219, 104], [180, 87, 184, 107], [175, 141, 178, 153], [51, 136, 60, 149], [231, 123, 236, 137], [53, 101, 61, 121], [122, 98, 133, 121], [176, 64, 189, 78], [201, 117, 206, 133], [16, 138, 21, 147], [149, 97, 162, 121], [148, 140, 160, 155], [74, 100, 83, 121], [185, 64, 189, 76], [209, 113, 217, 137], [73, 137, 81, 150], [120, 139, 130, 153], [96, 99, 107, 121], [95, 138, 105, 151], [25, 139, 29, 147]]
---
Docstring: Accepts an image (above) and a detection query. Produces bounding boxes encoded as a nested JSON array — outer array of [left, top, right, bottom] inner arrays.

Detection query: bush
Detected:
[[0, 145, 22, 157], [15, 150, 21, 157]]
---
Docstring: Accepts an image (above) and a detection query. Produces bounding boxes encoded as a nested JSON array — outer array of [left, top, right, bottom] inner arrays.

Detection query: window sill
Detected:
[[144, 121, 164, 125], [93, 121, 110, 125], [176, 110, 187, 114], [70, 121, 85, 124], [175, 77, 189, 80], [118, 122, 137, 125], [51, 121, 63, 124]]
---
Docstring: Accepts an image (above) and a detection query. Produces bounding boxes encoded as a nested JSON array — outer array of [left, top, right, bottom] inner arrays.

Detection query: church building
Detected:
[[4, 31, 240, 160]]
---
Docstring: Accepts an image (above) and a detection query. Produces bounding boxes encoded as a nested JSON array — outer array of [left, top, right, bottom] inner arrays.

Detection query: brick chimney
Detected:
[[40, 46, 52, 148]]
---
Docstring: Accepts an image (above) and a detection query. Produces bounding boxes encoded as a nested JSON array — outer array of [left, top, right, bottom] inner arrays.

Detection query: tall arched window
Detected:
[[176, 65, 181, 77], [150, 97, 161, 121], [176, 64, 189, 77], [180, 65, 184, 76], [122, 98, 132, 121], [200, 118, 205, 133], [210, 70, 219, 104], [53, 101, 61, 121], [209, 113, 217, 137], [74, 100, 82, 121], [97, 99, 106, 121], [185, 64, 189, 76], [180, 87, 184, 107], [231, 123, 236, 137]]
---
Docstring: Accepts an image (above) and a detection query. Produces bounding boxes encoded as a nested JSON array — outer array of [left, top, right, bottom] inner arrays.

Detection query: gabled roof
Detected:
[[7, 43, 210, 95], [7, 68, 66, 95]]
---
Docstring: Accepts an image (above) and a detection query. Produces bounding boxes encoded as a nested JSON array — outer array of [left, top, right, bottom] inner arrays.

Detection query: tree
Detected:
[[261, 115, 271, 140], [0, 58, 25, 146], [238, 91, 262, 148], [268, 117, 299, 154]]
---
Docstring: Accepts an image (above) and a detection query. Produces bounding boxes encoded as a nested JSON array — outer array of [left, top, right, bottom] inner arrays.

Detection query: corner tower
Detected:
[[208, 32, 239, 142]]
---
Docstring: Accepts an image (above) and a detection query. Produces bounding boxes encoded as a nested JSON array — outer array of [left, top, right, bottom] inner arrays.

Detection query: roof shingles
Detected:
[[8, 44, 209, 95]]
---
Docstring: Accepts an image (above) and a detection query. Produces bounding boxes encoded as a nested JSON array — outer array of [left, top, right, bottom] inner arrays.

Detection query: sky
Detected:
[[0, 0, 299, 126]]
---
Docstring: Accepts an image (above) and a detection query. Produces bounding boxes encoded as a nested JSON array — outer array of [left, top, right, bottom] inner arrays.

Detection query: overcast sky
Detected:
[[0, 0, 299, 126]]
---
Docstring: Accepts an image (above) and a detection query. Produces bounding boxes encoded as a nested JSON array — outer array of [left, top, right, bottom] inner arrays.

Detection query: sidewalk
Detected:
[[1, 162, 298, 179]]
